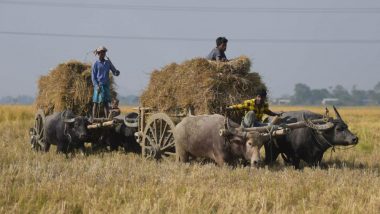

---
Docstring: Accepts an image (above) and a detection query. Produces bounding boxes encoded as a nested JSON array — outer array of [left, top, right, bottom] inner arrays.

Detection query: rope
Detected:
[[265, 124, 278, 162], [311, 130, 334, 162], [311, 129, 356, 161], [312, 130, 335, 148], [333, 144, 357, 150]]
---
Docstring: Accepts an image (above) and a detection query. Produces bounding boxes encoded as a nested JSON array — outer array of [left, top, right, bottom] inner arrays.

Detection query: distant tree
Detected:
[[0, 95, 34, 104], [310, 89, 331, 105], [370, 82, 380, 104], [286, 83, 380, 106], [351, 85, 368, 105], [292, 83, 312, 105], [374, 82, 380, 93], [332, 85, 351, 105], [367, 90, 379, 105]]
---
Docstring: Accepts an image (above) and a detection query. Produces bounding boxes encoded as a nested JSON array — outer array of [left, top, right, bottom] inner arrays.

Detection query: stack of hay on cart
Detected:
[[35, 60, 117, 116], [140, 56, 267, 118]]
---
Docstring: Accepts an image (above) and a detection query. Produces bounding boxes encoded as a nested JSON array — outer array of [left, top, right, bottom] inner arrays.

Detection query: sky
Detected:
[[0, 0, 379, 98]]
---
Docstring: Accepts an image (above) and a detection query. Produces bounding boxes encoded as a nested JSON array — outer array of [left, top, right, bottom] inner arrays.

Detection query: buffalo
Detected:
[[43, 110, 89, 153], [174, 114, 268, 167], [91, 123, 139, 153], [88, 112, 140, 153], [264, 106, 359, 169]]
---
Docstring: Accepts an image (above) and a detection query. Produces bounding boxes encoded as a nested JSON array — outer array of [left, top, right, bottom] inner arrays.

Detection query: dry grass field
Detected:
[[0, 105, 379, 213]]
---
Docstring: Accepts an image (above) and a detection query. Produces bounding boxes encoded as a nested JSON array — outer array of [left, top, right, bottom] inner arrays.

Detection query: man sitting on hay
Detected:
[[91, 46, 120, 119], [207, 37, 228, 62], [227, 89, 283, 128]]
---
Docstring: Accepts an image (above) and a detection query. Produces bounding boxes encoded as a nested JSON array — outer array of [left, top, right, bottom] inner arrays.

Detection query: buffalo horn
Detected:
[[225, 117, 248, 141], [226, 118, 235, 133], [64, 118, 76, 123], [302, 113, 334, 131], [333, 105, 342, 120]]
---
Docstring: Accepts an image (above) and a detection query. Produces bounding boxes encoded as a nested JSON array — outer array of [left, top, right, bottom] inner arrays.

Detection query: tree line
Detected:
[[277, 82, 380, 106]]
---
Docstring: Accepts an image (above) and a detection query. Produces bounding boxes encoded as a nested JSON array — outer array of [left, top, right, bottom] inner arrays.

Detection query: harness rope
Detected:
[[311, 130, 336, 161], [265, 125, 276, 162], [311, 129, 357, 161]]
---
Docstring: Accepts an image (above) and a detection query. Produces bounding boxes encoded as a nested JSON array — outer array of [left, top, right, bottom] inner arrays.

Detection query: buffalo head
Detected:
[[62, 111, 89, 142], [303, 106, 358, 146], [225, 118, 267, 167]]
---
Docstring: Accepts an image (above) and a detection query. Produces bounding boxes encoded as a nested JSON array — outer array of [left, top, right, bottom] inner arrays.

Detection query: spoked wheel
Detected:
[[142, 113, 176, 160], [30, 109, 47, 151]]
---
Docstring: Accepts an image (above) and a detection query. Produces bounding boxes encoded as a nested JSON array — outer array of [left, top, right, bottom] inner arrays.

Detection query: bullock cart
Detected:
[[134, 106, 334, 160], [29, 106, 178, 157], [30, 105, 333, 161], [133, 107, 189, 160]]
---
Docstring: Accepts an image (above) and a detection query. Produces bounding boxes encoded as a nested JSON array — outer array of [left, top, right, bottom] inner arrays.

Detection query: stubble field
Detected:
[[0, 105, 379, 213]]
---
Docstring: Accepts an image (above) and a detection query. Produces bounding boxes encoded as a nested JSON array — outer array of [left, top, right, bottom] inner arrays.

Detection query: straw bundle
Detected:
[[35, 60, 117, 116], [140, 56, 266, 117]]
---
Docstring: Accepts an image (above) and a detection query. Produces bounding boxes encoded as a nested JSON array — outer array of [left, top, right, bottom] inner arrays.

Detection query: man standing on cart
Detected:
[[227, 89, 283, 128], [91, 46, 120, 119]]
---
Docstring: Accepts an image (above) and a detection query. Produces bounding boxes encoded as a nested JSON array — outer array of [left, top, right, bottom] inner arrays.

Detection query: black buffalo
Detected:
[[88, 113, 140, 153], [43, 110, 89, 153], [91, 124, 139, 153], [264, 106, 358, 169]]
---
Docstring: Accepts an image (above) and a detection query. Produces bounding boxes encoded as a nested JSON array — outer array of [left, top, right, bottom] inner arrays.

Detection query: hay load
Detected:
[[35, 60, 117, 116], [140, 56, 267, 116]]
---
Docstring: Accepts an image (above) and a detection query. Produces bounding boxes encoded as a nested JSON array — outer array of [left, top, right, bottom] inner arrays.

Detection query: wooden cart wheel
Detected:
[[31, 109, 47, 151], [142, 113, 176, 160]]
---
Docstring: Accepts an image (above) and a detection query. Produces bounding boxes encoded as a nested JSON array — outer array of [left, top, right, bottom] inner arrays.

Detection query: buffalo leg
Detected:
[[213, 153, 227, 167], [77, 142, 86, 155], [56, 143, 66, 154], [108, 136, 119, 151], [311, 153, 326, 168], [264, 141, 280, 165], [293, 157, 301, 169], [176, 146, 189, 163], [44, 143, 51, 152]]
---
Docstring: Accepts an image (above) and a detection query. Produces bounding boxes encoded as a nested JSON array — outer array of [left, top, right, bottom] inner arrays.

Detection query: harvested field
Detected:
[[0, 105, 379, 213]]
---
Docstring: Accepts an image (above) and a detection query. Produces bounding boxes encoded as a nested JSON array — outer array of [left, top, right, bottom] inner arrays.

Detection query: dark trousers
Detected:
[[241, 111, 267, 128]]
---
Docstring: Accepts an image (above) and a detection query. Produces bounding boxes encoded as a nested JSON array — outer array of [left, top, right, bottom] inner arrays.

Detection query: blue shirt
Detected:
[[91, 59, 117, 86]]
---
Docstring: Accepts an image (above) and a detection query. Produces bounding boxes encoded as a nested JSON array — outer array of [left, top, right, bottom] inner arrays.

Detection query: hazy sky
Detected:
[[1, 0, 379, 98]]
